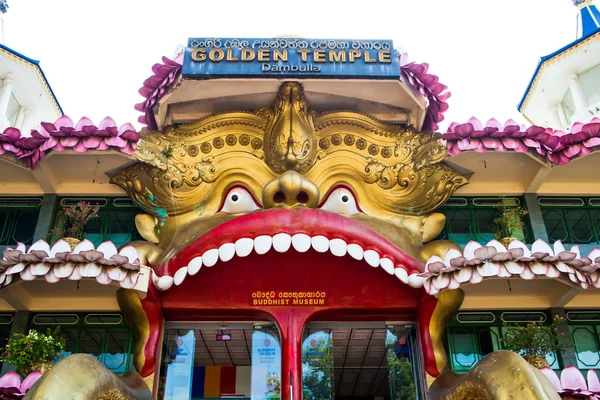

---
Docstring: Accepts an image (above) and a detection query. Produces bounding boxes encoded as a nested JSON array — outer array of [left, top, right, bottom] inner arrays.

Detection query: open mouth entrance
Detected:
[[157, 321, 422, 400]]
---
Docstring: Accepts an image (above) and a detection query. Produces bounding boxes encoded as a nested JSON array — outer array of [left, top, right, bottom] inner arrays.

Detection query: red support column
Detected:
[[271, 308, 312, 400]]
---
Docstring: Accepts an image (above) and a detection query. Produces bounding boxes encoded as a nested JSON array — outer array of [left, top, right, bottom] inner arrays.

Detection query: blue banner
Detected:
[[183, 38, 400, 79]]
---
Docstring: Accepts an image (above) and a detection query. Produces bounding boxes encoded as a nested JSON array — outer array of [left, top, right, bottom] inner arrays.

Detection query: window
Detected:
[[6, 92, 20, 127], [566, 310, 600, 371], [436, 197, 531, 246], [30, 312, 134, 374], [0, 314, 13, 370], [562, 89, 576, 122], [447, 310, 560, 373], [540, 198, 600, 245], [0, 198, 42, 247], [54, 198, 143, 247], [579, 64, 600, 108]]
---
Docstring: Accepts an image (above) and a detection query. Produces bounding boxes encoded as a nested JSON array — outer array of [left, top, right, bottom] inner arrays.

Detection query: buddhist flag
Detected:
[[191, 366, 251, 398]]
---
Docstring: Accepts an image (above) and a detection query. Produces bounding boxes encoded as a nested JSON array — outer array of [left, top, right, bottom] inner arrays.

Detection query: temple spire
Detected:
[[574, 0, 600, 39]]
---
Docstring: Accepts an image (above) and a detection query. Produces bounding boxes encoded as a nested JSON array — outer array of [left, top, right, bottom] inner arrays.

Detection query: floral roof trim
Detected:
[[134, 53, 450, 131], [0, 371, 41, 399], [541, 366, 600, 399], [0, 116, 139, 169], [134, 55, 182, 130], [420, 238, 600, 295], [0, 239, 143, 289], [444, 117, 600, 165], [400, 54, 450, 131]]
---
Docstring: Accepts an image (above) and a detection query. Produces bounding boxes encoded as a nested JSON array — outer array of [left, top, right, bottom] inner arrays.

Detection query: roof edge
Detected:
[[517, 29, 600, 113], [0, 43, 64, 115]]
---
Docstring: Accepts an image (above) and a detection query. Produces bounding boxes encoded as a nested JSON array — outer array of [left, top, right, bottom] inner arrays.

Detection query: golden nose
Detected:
[[262, 170, 320, 209]]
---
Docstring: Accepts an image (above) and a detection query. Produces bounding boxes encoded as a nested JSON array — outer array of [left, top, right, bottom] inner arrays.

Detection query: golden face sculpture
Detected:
[[111, 82, 467, 282]]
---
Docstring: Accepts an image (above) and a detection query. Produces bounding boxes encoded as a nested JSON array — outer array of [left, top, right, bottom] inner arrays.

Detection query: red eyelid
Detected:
[[217, 185, 263, 212], [318, 185, 362, 212]]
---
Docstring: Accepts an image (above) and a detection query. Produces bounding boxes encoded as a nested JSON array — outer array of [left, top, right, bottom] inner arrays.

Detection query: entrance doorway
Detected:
[[158, 322, 282, 400], [157, 321, 421, 400], [302, 322, 421, 400]]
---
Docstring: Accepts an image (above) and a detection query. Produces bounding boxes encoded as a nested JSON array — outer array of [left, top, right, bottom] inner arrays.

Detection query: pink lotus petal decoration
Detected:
[[420, 238, 600, 295], [0, 116, 139, 169], [135, 56, 182, 130], [444, 117, 600, 165], [0, 239, 142, 290], [541, 366, 600, 399], [0, 370, 42, 399], [399, 53, 451, 131]]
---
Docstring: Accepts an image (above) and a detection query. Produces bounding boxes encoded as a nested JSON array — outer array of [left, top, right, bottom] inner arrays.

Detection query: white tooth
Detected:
[[311, 236, 329, 253], [364, 250, 380, 267], [395, 267, 409, 283], [174, 267, 188, 286], [156, 275, 174, 291], [219, 243, 236, 262], [347, 244, 364, 260], [235, 238, 254, 258], [188, 257, 202, 275], [330, 238, 347, 257], [380, 258, 395, 275], [273, 233, 292, 253], [408, 274, 425, 289], [254, 235, 272, 255], [202, 249, 219, 267], [292, 234, 311, 253]]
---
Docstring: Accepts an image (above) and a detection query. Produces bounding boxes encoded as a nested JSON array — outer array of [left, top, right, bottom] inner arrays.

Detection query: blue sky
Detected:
[[3, 0, 578, 130]]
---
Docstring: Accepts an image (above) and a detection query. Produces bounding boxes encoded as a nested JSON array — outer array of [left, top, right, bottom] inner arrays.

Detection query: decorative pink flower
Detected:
[[0, 116, 139, 169]]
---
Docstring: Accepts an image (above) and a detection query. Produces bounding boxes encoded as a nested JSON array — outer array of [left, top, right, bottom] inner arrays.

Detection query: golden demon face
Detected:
[[111, 82, 467, 287]]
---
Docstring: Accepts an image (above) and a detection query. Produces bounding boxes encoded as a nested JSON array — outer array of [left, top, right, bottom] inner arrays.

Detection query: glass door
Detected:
[[158, 322, 282, 400], [302, 322, 421, 400]]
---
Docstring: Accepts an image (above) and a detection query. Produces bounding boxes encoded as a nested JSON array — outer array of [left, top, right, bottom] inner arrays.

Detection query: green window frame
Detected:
[[566, 310, 600, 371], [29, 312, 134, 374], [0, 198, 42, 248], [0, 314, 14, 370], [53, 197, 143, 247], [436, 197, 532, 246], [447, 310, 561, 373], [539, 197, 600, 245]]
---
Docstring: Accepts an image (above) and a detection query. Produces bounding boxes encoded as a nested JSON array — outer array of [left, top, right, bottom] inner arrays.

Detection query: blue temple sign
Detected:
[[182, 38, 400, 79]]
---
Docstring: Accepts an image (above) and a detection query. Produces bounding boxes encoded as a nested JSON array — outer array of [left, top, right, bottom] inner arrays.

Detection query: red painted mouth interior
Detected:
[[163, 208, 424, 276]]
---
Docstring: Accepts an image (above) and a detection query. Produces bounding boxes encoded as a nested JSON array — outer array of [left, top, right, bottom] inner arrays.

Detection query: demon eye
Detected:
[[221, 187, 260, 214], [320, 187, 360, 215]]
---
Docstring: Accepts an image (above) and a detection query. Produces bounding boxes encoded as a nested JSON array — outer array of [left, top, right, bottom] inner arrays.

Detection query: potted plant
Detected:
[[500, 315, 571, 368], [494, 202, 528, 247], [51, 201, 100, 249], [0, 328, 66, 377]]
